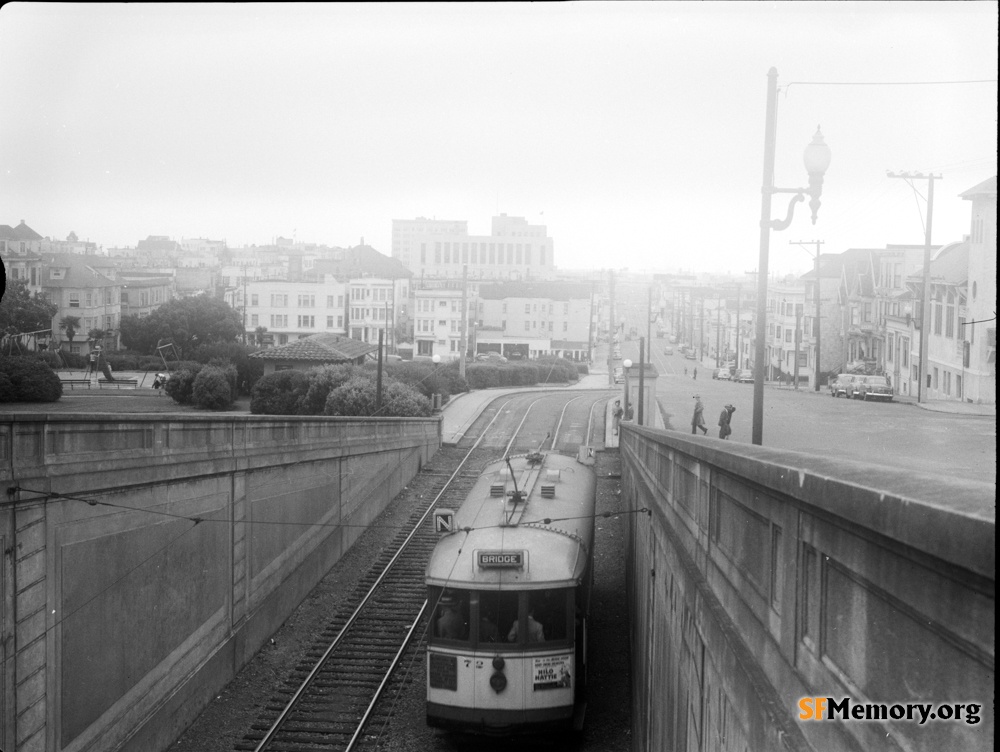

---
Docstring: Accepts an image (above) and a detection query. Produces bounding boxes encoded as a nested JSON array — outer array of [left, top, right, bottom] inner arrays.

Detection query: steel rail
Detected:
[[343, 599, 430, 752], [551, 394, 583, 449]]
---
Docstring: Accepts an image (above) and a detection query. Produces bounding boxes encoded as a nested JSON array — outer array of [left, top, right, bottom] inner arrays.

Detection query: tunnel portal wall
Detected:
[[0, 413, 439, 752], [620, 424, 994, 752]]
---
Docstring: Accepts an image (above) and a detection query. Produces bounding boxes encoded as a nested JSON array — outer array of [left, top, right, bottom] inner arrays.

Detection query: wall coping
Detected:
[[624, 424, 995, 579]]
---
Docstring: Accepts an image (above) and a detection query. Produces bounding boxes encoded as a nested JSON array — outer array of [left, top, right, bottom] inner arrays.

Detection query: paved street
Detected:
[[611, 337, 996, 485]]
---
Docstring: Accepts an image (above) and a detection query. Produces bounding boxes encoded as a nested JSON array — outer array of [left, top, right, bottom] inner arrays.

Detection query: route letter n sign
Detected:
[[433, 509, 455, 533]]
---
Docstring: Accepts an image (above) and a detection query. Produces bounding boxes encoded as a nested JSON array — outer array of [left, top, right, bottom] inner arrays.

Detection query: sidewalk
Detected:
[[892, 393, 996, 417], [439, 372, 615, 446], [762, 380, 995, 417]]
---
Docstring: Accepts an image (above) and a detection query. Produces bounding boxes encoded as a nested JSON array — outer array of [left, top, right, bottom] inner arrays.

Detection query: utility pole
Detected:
[[241, 264, 248, 346], [716, 294, 722, 368], [460, 264, 468, 379], [791, 239, 824, 391], [588, 279, 596, 364], [735, 285, 742, 370], [646, 287, 653, 352], [887, 172, 940, 403], [793, 307, 801, 389], [608, 270, 616, 387], [638, 336, 645, 426]]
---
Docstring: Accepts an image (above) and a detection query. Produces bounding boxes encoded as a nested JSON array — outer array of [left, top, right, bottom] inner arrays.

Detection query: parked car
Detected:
[[475, 351, 508, 363], [684, 351, 697, 360], [713, 368, 731, 381], [663, 346, 674, 355], [852, 375, 894, 401], [735, 369, 754, 383], [829, 373, 857, 398]]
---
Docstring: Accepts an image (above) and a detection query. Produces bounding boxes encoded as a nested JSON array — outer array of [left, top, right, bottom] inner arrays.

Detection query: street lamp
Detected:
[[752, 67, 831, 446]]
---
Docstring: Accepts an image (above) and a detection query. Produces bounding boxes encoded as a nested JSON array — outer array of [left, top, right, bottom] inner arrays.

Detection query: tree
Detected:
[[59, 315, 82, 345], [0, 279, 58, 335], [119, 296, 243, 355], [88, 328, 109, 345], [254, 325, 268, 346]]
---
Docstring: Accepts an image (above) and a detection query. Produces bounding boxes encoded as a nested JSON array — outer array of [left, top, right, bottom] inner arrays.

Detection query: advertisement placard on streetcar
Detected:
[[532, 654, 572, 690]]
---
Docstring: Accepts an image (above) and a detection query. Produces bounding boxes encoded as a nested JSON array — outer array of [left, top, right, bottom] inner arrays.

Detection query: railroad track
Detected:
[[237, 398, 535, 752], [237, 393, 610, 752]]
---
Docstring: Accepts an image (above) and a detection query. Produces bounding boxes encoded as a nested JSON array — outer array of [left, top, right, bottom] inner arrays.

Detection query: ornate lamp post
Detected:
[[622, 358, 633, 421], [752, 67, 831, 446]]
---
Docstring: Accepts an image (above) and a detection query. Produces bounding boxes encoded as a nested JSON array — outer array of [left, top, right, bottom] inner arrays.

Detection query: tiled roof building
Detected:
[[249, 333, 377, 375]]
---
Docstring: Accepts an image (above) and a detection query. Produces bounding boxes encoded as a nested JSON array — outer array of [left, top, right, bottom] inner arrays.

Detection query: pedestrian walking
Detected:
[[612, 400, 623, 436], [718, 404, 736, 439], [693, 366, 698, 380], [691, 395, 708, 435]]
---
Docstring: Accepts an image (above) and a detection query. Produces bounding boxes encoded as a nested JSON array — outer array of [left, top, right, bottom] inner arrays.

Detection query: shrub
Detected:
[[191, 342, 264, 395], [464, 363, 502, 389], [192, 366, 235, 410], [250, 370, 312, 415], [105, 351, 142, 371], [323, 376, 432, 417], [164, 365, 203, 405], [0, 357, 63, 402], [534, 357, 579, 383], [0, 372, 16, 402], [299, 364, 356, 415], [383, 361, 468, 400], [34, 350, 63, 369], [58, 351, 87, 369]]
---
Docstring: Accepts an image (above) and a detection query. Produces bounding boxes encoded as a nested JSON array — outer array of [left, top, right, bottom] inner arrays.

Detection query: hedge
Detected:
[[323, 376, 432, 417]]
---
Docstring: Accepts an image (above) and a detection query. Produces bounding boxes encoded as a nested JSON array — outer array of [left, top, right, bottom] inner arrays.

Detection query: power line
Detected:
[[786, 78, 996, 88]]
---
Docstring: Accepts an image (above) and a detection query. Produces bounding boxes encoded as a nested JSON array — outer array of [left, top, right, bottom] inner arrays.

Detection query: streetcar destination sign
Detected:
[[477, 550, 524, 568]]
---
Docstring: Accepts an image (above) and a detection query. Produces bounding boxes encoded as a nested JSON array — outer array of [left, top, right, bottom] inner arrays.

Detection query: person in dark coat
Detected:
[[691, 395, 708, 435], [718, 404, 736, 439]]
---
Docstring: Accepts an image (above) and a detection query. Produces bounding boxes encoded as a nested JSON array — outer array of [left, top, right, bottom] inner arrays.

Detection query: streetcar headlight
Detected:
[[492, 655, 505, 671], [489, 671, 507, 693]]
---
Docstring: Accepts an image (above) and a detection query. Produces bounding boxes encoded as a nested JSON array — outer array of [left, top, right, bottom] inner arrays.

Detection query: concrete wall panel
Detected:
[[0, 413, 439, 752], [621, 425, 994, 752]]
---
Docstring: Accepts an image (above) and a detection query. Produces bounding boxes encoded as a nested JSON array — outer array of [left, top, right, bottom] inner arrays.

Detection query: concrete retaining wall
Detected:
[[620, 424, 994, 752], [0, 413, 439, 752]]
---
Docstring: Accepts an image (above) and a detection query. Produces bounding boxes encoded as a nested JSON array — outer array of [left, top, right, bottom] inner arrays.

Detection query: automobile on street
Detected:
[[829, 373, 858, 397], [852, 374, 894, 401]]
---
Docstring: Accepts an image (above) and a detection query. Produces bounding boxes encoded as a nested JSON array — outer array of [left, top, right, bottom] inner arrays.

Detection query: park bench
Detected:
[[60, 379, 93, 390], [98, 378, 139, 389]]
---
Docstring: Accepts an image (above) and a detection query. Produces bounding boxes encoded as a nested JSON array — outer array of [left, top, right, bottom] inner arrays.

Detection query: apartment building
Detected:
[[476, 281, 594, 361], [763, 280, 809, 383], [225, 278, 348, 346], [959, 176, 996, 404], [412, 286, 474, 361], [392, 214, 556, 280], [347, 277, 410, 353]]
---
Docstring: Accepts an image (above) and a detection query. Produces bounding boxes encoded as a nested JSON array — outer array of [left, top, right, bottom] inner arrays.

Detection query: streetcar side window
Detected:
[[478, 590, 519, 647], [431, 587, 470, 643]]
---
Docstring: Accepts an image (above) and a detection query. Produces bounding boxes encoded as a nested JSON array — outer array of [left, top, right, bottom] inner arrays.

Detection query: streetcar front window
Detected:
[[478, 590, 518, 647], [430, 587, 470, 643], [528, 589, 568, 641]]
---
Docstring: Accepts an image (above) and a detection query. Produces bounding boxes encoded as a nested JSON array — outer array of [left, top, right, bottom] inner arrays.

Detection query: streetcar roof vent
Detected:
[[490, 483, 505, 497], [541, 483, 556, 498], [545, 469, 561, 482]]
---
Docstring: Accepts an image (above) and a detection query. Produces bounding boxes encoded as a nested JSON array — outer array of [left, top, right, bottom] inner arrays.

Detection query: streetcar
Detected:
[[425, 449, 597, 734]]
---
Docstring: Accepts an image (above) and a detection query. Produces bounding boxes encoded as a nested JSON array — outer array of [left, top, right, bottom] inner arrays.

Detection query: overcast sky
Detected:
[[1, 2, 996, 276]]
